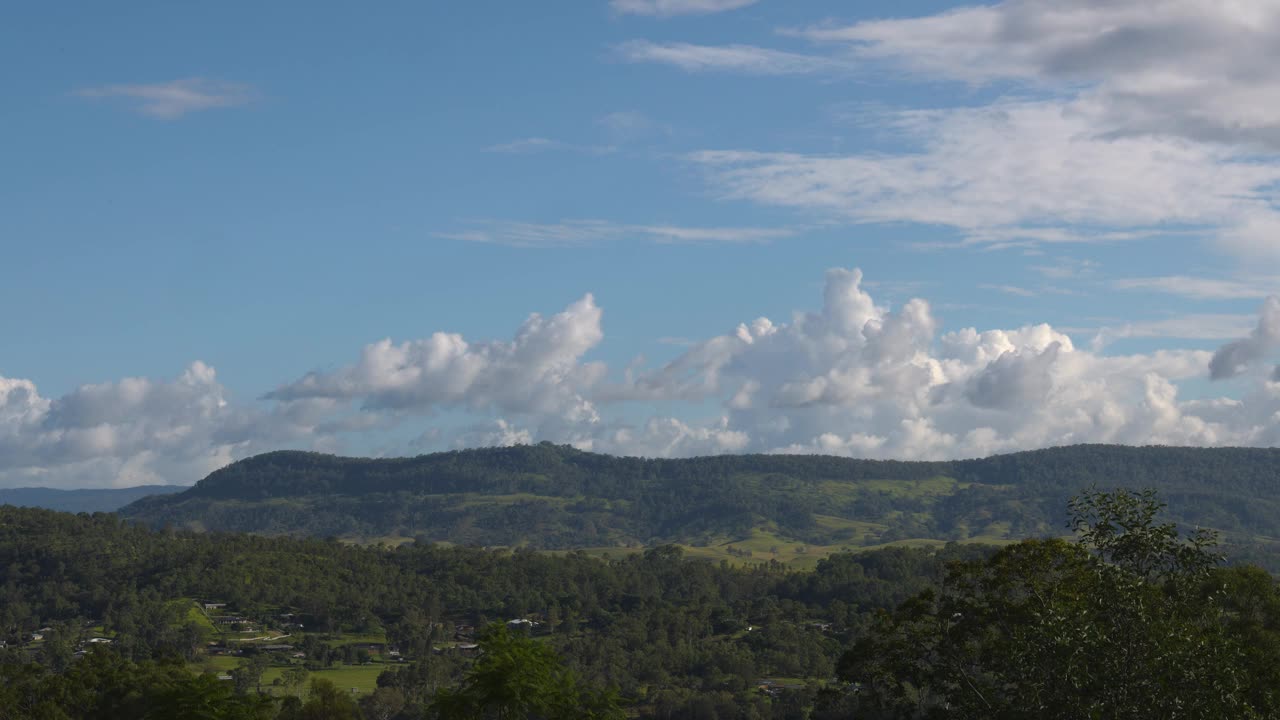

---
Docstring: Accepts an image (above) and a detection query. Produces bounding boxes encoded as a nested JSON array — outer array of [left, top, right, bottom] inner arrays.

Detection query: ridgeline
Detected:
[[119, 443, 1280, 567]]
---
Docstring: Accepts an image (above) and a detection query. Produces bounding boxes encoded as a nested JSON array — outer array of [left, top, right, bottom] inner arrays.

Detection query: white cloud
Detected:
[[0, 362, 313, 489], [1084, 314, 1258, 346], [690, 99, 1280, 256], [612, 1, 1280, 262], [1113, 275, 1280, 300], [16, 268, 1280, 485], [1209, 297, 1280, 379], [792, 0, 1280, 147], [267, 295, 607, 425], [596, 266, 1271, 459], [617, 40, 853, 75], [979, 284, 1037, 298], [454, 419, 535, 449], [483, 137, 617, 155], [76, 78, 253, 119], [439, 219, 795, 248], [612, 0, 758, 17]]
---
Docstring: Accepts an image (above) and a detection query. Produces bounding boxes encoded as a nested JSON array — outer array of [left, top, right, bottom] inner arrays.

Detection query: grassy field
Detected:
[[261, 663, 388, 697], [340, 473, 1026, 568], [191, 656, 390, 697], [317, 632, 387, 647]]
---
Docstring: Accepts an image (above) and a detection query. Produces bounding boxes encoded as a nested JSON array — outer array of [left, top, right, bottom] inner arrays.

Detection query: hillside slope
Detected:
[[118, 444, 1280, 559], [0, 485, 184, 513]]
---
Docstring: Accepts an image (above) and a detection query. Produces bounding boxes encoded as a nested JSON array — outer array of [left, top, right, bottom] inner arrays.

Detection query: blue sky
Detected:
[[5, 0, 1280, 487]]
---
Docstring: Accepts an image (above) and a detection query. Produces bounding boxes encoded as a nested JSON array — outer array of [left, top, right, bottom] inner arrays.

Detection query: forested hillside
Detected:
[[0, 504, 978, 718], [8, 491, 1280, 718], [120, 444, 1280, 565]]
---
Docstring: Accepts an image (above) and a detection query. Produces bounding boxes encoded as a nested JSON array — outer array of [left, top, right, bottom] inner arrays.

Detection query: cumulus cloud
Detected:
[[267, 295, 607, 424], [0, 363, 281, 489], [1209, 296, 1280, 379], [19, 269, 1280, 487], [75, 78, 253, 119], [601, 267, 1257, 459]]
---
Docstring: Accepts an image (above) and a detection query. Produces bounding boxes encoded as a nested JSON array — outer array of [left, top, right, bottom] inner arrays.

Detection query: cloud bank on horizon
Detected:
[[9, 0, 1280, 487], [3, 267, 1279, 488]]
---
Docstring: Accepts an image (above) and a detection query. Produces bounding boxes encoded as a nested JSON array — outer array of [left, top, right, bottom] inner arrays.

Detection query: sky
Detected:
[[5, 0, 1280, 488]]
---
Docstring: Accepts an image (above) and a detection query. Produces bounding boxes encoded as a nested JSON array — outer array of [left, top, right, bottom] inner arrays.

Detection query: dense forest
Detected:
[[0, 504, 979, 718], [121, 444, 1280, 566], [7, 487, 1280, 718]]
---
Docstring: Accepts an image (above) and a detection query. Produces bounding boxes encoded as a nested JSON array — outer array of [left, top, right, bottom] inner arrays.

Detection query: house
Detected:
[[203, 603, 227, 611], [29, 633, 44, 641], [86, 637, 113, 644], [506, 618, 538, 632], [454, 624, 475, 640]]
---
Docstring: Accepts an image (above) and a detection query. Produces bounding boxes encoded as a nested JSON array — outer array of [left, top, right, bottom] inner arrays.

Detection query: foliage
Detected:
[[120, 444, 1280, 563], [838, 488, 1280, 719], [0, 504, 970, 718], [429, 624, 622, 720]]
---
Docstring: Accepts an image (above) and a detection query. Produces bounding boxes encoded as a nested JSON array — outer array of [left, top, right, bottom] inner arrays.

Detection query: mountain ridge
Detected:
[[0, 485, 184, 513], [118, 443, 1280, 564]]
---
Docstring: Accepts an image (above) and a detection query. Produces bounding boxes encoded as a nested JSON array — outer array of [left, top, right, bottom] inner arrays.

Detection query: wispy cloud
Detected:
[[483, 137, 617, 155], [611, 0, 758, 17], [1114, 276, 1280, 300], [75, 77, 253, 119], [787, 0, 1280, 148], [617, 40, 851, 76], [439, 219, 796, 248], [1082, 314, 1258, 344], [597, 110, 670, 142], [1032, 258, 1101, 280], [689, 100, 1280, 255], [980, 284, 1037, 298]]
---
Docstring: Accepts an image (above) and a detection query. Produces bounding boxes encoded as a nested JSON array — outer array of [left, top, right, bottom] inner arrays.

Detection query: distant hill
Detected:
[[117, 443, 1280, 565], [1, 485, 184, 513]]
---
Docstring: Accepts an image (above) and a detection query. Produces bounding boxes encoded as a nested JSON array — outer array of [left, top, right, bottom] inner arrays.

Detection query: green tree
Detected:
[[840, 488, 1275, 719], [278, 678, 364, 720], [429, 624, 623, 720]]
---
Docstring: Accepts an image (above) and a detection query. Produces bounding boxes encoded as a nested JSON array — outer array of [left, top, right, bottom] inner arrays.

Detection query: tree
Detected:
[[429, 624, 623, 720], [278, 678, 364, 720], [282, 665, 311, 695], [230, 654, 271, 696], [839, 488, 1276, 719]]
